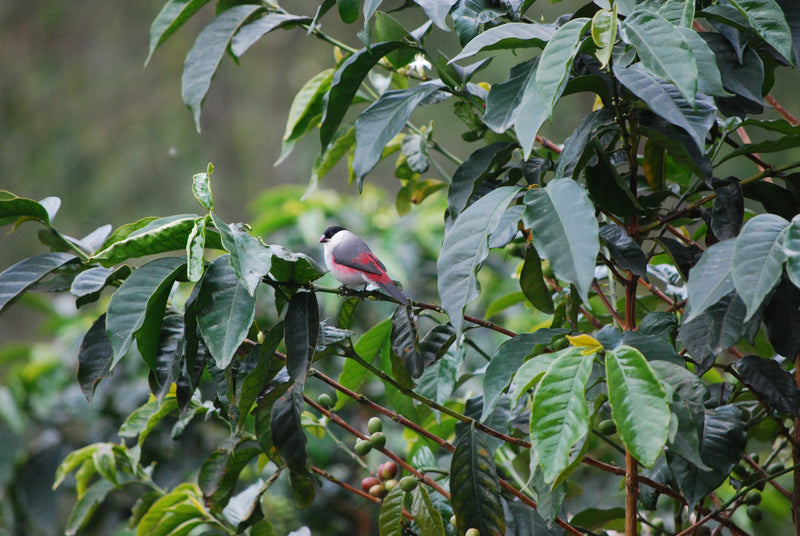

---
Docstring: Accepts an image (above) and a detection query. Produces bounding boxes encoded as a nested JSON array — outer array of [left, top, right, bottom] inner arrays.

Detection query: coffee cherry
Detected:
[[368, 417, 383, 434], [361, 476, 381, 493]]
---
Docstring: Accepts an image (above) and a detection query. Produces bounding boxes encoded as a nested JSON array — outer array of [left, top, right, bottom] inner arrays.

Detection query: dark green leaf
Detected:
[[337, 0, 360, 23], [182, 5, 263, 131], [639, 311, 678, 342], [211, 213, 271, 296], [64, 479, 116, 536], [92, 214, 200, 266], [702, 33, 766, 105], [0, 191, 53, 227], [353, 81, 443, 183], [373, 12, 418, 68], [636, 112, 712, 178], [599, 224, 648, 280], [451, 22, 555, 62], [685, 239, 735, 322], [531, 347, 593, 483], [419, 323, 456, 366], [238, 325, 282, 427], [450, 427, 505, 536], [196, 255, 257, 369], [448, 142, 516, 216], [621, 9, 697, 105], [484, 59, 535, 133], [591, 7, 617, 68], [391, 304, 422, 378], [764, 274, 800, 356], [410, 485, 446, 536], [379, 486, 405, 536], [337, 318, 391, 408], [231, 14, 312, 57], [535, 18, 591, 117], [554, 108, 615, 179], [278, 69, 334, 165], [0, 252, 76, 314], [777, 0, 800, 64], [731, 213, 788, 321], [438, 186, 520, 336], [522, 178, 599, 303], [729, 0, 794, 63], [514, 62, 549, 158], [742, 180, 800, 220], [149, 313, 183, 399], [77, 314, 113, 403], [285, 292, 319, 387], [146, 0, 211, 65], [119, 396, 179, 448], [606, 345, 670, 467], [269, 245, 326, 286], [413, 0, 458, 30], [711, 177, 744, 240], [198, 439, 262, 512], [451, 0, 507, 45], [271, 383, 311, 476], [737, 354, 800, 414], [320, 41, 415, 148], [570, 507, 625, 533], [520, 244, 554, 313], [402, 133, 430, 174], [105, 256, 186, 368], [677, 27, 730, 97]]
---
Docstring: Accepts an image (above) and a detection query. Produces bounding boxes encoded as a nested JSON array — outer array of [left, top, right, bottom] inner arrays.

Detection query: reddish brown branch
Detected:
[[767, 94, 800, 126]]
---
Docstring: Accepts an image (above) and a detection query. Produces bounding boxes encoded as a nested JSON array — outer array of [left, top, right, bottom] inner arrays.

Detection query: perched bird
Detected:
[[319, 226, 408, 303]]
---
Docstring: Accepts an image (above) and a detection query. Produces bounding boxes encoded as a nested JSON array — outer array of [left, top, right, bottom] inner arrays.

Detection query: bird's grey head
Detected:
[[320, 225, 347, 243]]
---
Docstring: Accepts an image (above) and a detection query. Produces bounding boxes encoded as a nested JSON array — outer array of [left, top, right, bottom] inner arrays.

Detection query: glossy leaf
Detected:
[[676, 27, 729, 97], [410, 485, 446, 536], [451, 22, 555, 62], [211, 213, 271, 296], [353, 81, 443, 182], [535, 18, 591, 118], [729, 0, 794, 63], [196, 255, 257, 369], [737, 354, 800, 414], [448, 142, 516, 217], [337, 319, 391, 408], [437, 186, 520, 337], [731, 214, 788, 320], [764, 274, 800, 356], [77, 314, 113, 402], [237, 326, 281, 426], [271, 384, 311, 476], [636, 112, 712, 178], [621, 9, 697, 106], [599, 224, 648, 280], [320, 41, 414, 148], [554, 109, 615, 180], [231, 14, 312, 57], [182, 5, 263, 131], [451, 0, 507, 45], [592, 7, 617, 67], [269, 245, 325, 286], [785, 215, 800, 289], [285, 292, 318, 387], [198, 439, 261, 512], [520, 244, 554, 313], [106, 256, 186, 368], [419, 323, 456, 366], [531, 347, 593, 483], [146, 0, 211, 65], [0, 252, 76, 314], [450, 427, 505, 536], [278, 69, 334, 165], [606, 345, 670, 467], [710, 178, 743, 240], [702, 33, 766, 105], [92, 214, 200, 266], [119, 395, 180, 448], [413, 0, 457, 30], [379, 486, 405, 536], [684, 239, 735, 322], [514, 62, 549, 159], [484, 59, 535, 133], [0, 191, 53, 227], [391, 304, 423, 379], [523, 178, 599, 303]]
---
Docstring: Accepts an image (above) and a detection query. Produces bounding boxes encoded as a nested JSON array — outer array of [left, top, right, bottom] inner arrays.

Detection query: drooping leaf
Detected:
[[77, 314, 113, 403], [146, 0, 211, 65], [451, 0, 507, 46], [702, 33, 766, 106], [182, 5, 264, 131], [271, 384, 312, 476], [592, 6, 618, 68], [353, 81, 443, 183], [484, 59, 536, 133], [731, 214, 788, 321], [606, 345, 670, 467], [64, 479, 116, 536], [676, 27, 729, 97], [728, 0, 794, 63], [285, 292, 319, 387], [320, 41, 416, 148], [119, 395, 180, 448], [186, 216, 207, 282], [0, 191, 54, 227], [782, 214, 800, 289], [450, 22, 555, 62], [148, 313, 183, 399], [535, 17, 591, 119], [448, 142, 516, 217], [764, 274, 800, 356], [198, 439, 262, 512], [413, 0, 458, 30], [378, 486, 405, 536], [105, 256, 186, 368], [531, 347, 593, 483], [684, 239, 735, 322], [0, 252, 76, 314], [514, 63, 550, 159], [523, 178, 600, 303], [277, 69, 335, 165], [269, 245, 326, 286], [410, 485, 446, 536], [231, 14, 312, 57], [710, 177, 744, 240], [636, 112, 712, 178], [337, 319, 392, 408], [438, 186, 520, 337], [391, 304, 423, 378], [419, 323, 457, 366], [554, 108, 615, 180], [519, 244, 555, 313], [450, 426, 505, 536], [620, 9, 697, 106], [737, 354, 800, 415], [195, 255, 257, 369], [599, 224, 648, 281]]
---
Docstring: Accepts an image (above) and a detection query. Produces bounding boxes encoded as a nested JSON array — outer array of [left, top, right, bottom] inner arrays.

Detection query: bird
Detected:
[[319, 226, 408, 303]]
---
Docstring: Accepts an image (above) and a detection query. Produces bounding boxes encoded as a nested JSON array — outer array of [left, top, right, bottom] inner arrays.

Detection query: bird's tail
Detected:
[[380, 281, 408, 303]]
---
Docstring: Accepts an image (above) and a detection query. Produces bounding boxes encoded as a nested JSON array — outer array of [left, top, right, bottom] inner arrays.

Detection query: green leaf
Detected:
[[450, 427, 505, 536], [77, 314, 113, 403], [105, 256, 186, 368], [636, 112, 712, 178], [450, 22, 555, 62], [555, 109, 615, 180], [231, 13, 312, 57], [310, 125, 356, 188], [237, 326, 281, 426], [522, 178, 600, 304], [192, 164, 214, 210], [531, 347, 593, 483], [535, 18, 591, 118], [337, 0, 360, 23], [676, 27, 729, 97], [605, 345, 670, 467], [182, 5, 263, 132], [737, 354, 800, 414], [186, 216, 207, 282], [592, 7, 618, 68], [702, 33, 766, 106], [520, 244, 555, 313], [599, 224, 648, 281], [320, 41, 415, 148], [373, 12, 418, 68], [92, 214, 200, 266], [119, 395, 179, 448], [337, 318, 392, 408], [353, 82, 443, 183], [0, 191, 53, 227], [146, 0, 211, 65], [729, 0, 794, 63], [514, 62, 549, 159], [731, 214, 788, 320], [570, 507, 626, 533], [437, 186, 520, 337], [620, 9, 697, 106], [277, 69, 335, 165], [414, 0, 457, 30], [684, 239, 735, 322], [0, 252, 76, 314], [196, 255, 257, 369], [64, 479, 116, 536], [150, 314, 184, 399], [451, 0, 507, 45], [378, 486, 405, 536], [211, 213, 271, 296], [271, 384, 313, 482], [484, 59, 535, 133], [763, 274, 800, 356], [613, 62, 714, 152], [268, 245, 325, 286], [198, 439, 262, 512], [710, 178, 743, 240], [285, 292, 319, 387], [448, 142, 516, 217], [391, 304, 423, 379], [410, 485, 446, 536]]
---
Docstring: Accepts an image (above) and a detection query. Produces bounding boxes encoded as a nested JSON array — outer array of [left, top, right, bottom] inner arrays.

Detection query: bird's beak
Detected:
[[319, 235, 328, 243]]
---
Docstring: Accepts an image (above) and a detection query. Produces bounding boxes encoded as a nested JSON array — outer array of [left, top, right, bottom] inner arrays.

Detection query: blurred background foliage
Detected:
[[3, 0, 800, 534]]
